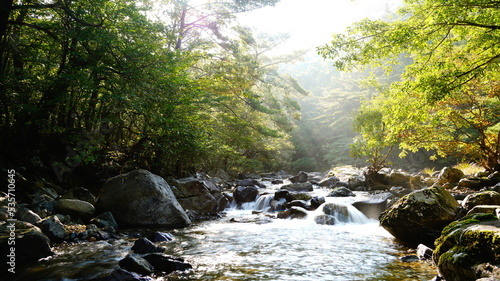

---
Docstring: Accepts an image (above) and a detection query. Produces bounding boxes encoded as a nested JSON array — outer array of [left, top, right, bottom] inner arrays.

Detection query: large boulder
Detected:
[[379, 185, 460, 246], [433, 213, 500, 281], [171, 177, 227, 214], [98, 170, 191, 227], [0, 221, 54, 266]]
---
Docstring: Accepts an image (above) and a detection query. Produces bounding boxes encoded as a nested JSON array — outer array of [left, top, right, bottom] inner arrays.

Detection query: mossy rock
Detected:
[[433, 213, 500, 281], [379, 185, 459, 246]]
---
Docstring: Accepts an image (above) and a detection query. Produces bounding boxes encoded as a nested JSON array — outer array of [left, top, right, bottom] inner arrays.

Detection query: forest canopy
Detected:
[[318, 0, 500, 172], [0, 0, 306, 180]]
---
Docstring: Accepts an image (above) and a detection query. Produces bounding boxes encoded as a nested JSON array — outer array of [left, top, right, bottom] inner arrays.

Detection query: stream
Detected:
[[15, 186, 438, 281]]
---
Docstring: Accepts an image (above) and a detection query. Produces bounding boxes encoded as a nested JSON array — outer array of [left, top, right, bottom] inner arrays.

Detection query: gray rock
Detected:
[[437, 167, 464, 185], [318, 177, 340, 188], [314, 214, 336, 225], [131, 238, 165, 254], [90, 211, 118, 230], [466, 205, 500, 216], [417, 244, 434, 260], [462, 191, 500, 211], [286, 200, 309, 209], [388, 171, 411, 189], [236, 179, 263, 187], [147, 232, 174, 242], [289, 171, 308, 183], [277, 206, 308, 219], [322, 203, 351, 223], [119, 254, 154, 275], [233, 186, 259, 203], [310, 196, 326, 210], [171, 177, 227, 213], [55, 199, 95, 221], [98, 170, 191, 227], [280, 182, 313, 192], [105, 268, 153, 281], [400, 255, 419, 262], [327, 187, 355, 197], [39, 215, 66, 240], [143, 253, 192, 274], [16, 207, 42, 225]]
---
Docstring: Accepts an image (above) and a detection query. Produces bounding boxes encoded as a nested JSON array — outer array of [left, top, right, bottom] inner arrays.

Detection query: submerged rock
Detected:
[[98, 170, 191, 227], [433, 213, 500, 281], [379, 185, 460, 246]]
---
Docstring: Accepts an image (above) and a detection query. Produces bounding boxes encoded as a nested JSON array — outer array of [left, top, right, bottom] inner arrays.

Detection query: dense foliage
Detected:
[[0, 0, 305, 181], [319, 0, 500, 172]]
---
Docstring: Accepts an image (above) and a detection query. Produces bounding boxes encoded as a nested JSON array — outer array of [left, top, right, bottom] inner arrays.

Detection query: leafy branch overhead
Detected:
[[319, 0, 500, 171], [0, 0, 304, 176]]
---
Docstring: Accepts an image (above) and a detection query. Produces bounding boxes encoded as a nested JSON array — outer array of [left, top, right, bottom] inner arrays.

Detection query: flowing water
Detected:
[[14, 187, 438, 281]]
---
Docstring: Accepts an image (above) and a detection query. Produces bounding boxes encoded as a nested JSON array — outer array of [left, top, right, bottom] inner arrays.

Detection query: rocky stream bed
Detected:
[[1, 166, 500, 280]]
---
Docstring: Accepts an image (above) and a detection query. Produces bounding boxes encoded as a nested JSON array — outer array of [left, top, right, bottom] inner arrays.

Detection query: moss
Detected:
[[440, 213, 497, 238], [434, 213, 500, 279]]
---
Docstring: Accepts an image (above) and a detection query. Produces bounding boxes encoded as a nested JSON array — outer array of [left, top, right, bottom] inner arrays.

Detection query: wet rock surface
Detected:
[[379, 185, 460, 246], [98, 170, 191, 227]]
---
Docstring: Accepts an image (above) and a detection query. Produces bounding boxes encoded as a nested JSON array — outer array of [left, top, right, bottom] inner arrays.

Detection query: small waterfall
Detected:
[[313, 202, 371, 225], [240, 194, 274, 211]]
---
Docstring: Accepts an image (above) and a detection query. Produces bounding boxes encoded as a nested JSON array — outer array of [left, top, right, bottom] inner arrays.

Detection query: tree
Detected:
[[318, 0, 500, 171]]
